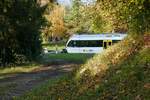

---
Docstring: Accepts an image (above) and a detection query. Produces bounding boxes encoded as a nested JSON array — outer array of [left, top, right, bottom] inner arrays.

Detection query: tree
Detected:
[[96, 0, 150, 34], [41, 2, 55, 43], [64, 0, 82, 34], [44, 5, 66, 40], [71, 0, 81, 25], [44, 5, 67, 53], [0, 0, 46, 66]]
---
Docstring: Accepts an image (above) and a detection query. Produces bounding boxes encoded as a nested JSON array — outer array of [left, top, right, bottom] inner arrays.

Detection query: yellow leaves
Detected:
[[48, 5, 65, 21], [44, 5, 66, 38], [58, 97, 63, 100]]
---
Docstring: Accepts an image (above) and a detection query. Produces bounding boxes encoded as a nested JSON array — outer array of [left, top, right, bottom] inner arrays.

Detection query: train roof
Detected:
[[69, 33, 127, 40]]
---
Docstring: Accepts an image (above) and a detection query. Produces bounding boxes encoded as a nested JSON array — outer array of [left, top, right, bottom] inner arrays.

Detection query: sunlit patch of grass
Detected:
[[0, 64, 40, 79]]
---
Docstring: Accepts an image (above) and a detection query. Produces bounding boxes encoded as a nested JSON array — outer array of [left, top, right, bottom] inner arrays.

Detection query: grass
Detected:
[[42, 42, 94, 63], [48, 53, 94, 63], [14, 74, 72, 100], [16, 35, 150, 99], [0, 63, 40, 79]]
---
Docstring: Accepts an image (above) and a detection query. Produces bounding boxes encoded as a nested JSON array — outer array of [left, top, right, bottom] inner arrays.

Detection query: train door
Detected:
[[103, 40, 112, 49]]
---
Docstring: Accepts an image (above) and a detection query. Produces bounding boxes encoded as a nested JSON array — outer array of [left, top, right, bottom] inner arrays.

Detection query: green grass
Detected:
[[42, 42, 94, 63], [48, 53, 94, 63]]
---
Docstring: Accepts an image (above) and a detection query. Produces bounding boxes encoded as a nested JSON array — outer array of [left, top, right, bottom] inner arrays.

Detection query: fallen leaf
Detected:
[[144, 83, 150, 89]]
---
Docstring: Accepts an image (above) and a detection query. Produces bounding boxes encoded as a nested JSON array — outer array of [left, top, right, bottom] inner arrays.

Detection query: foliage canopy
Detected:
[[0, 0, 46, 66]]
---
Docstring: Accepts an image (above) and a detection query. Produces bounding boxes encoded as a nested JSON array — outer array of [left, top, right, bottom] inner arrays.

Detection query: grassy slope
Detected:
[[18, 35, 150, 100], [98, 46, 150, 99], [79, 47, 150, 100]]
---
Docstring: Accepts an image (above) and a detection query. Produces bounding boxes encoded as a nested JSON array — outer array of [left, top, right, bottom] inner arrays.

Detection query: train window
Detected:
[[112, 40, 120, 44], [108, 42, 112, 46], [67, 40, 103, 47]]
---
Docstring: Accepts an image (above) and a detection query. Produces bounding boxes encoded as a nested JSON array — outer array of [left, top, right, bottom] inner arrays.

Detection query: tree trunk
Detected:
[[2, 47, 6, 67]]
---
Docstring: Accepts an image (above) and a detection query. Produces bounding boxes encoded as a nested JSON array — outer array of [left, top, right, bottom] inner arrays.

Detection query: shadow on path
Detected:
[[0, 62, 80, 100]]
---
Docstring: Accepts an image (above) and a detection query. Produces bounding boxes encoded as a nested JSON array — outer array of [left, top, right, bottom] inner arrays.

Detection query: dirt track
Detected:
[[0, 62, 79, 100]]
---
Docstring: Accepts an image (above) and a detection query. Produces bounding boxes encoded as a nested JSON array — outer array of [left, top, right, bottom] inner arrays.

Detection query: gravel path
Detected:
[[0, 62, 79, 100]]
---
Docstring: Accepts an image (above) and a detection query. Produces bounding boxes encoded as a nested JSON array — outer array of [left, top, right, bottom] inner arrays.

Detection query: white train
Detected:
[[64, 33, 127, 53]]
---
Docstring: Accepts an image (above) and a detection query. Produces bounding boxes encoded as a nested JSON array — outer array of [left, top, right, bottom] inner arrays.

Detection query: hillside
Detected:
[[18, 35, 150, 100]]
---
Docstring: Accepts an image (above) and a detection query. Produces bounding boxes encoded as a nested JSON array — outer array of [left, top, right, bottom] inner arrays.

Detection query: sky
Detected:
[[57, 0, 71, 6], [57, 0, 96, 6]]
